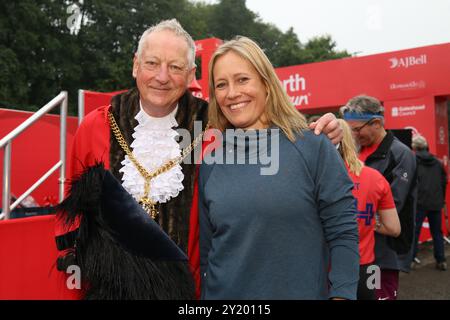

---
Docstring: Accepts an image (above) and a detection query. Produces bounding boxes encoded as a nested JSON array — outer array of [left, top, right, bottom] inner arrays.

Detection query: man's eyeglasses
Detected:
[[351, 119, 376, 133]]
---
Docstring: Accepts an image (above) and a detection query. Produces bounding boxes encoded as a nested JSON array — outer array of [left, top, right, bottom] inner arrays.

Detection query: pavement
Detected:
[[398, 238, 450, 300]]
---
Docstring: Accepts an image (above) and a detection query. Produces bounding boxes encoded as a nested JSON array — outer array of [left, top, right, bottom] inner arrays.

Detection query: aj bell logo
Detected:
[[389, 54, 427, 69]]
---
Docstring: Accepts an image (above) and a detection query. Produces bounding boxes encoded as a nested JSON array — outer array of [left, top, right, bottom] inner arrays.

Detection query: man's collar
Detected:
[[139, 100, 178, 119], [138, 100, 179, 121], [366, 131, 395, 160]]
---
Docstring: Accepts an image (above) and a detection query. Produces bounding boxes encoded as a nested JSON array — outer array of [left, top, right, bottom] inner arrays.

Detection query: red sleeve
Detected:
[[187, 129, 221, 299], [53, 106, 112, 299], [188, 168, 201, 299], [68, 106, 111, 182], [55, 106, 110, 237]]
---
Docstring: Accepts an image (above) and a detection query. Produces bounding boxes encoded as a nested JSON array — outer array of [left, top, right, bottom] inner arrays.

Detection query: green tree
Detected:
[[178, 1, 213, 39], [267, 27, 304, 68], [0, 0, 350, 114], [301, 35, 350, 64], [195, 0, 350, 68], [208, 0, 256, 40], [0, 1, 78, 111]]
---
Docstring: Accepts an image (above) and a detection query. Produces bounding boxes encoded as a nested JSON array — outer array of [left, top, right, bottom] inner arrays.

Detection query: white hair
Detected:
[[136, 19, 196, 69], [339, 95, 385, 116], [412, 135, 428, 151]]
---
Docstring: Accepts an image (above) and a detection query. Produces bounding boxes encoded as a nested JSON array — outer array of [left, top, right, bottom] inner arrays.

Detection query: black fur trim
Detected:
[[57, 163, 195, 299], [56, 251, 76, 272], [55, 229, 78, 251]]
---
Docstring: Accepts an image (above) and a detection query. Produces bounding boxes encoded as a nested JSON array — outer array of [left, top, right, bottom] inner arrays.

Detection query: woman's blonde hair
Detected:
[[337, 119, 363, 176], [207, 36, 307, 142]]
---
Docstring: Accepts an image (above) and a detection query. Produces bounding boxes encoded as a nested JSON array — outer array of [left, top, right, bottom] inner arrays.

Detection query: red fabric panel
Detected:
[[187, 129, 222, 299], [275, 43, 450, 111], [55, 105, 111, 253], [0, 109, 78, 206], [0, 216, 80, 299], [83, 90, 126, 117], [188, 169, 201, 299]]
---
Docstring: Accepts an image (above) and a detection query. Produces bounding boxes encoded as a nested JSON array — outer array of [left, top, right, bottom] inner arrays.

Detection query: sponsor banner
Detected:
[[194, 39, 450, 110], [389, 54, 427, 69], [384, 97, 435, 149], [385, 97, 450, 240], [390, 104, 426, 118], [389, 80, 426, 91], [194, 39, 450, 109], [273, 43, 449, 110], [276, 71, 311, 108], [385, 97, 435, 242]]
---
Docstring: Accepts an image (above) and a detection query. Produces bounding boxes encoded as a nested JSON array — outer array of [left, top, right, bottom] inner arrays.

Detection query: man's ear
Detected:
[[187, 67, 196, 86], [132, 54, 139, 78], [374, 118, 383, 128]]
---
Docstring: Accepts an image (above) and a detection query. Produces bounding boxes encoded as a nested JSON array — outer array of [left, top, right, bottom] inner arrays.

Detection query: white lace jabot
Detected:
[[119, 102, 184, 203]]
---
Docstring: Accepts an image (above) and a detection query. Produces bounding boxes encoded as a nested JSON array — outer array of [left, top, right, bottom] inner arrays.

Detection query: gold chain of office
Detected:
[[108, 111, 209, 220]]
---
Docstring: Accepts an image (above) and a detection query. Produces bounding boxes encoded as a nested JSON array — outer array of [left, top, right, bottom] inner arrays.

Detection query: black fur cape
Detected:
[[58, 163, 195, 299]]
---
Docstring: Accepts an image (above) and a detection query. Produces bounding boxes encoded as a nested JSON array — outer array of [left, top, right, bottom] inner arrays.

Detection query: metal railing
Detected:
[[78, 89, 85, 125], [0, 91, 68, 220]]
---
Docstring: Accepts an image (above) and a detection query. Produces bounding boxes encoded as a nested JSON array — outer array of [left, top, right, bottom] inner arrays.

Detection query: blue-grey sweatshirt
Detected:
[[199, 128, 359, 300]]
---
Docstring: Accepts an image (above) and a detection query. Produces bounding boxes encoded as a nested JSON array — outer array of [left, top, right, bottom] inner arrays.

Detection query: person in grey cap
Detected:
[[341, 94, 417, 300], [411, 135, 447, 271]]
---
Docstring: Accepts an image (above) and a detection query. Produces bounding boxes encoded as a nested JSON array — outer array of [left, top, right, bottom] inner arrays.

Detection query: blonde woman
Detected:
[[198, 36, 359, 300], [337, 119, 400, 300]]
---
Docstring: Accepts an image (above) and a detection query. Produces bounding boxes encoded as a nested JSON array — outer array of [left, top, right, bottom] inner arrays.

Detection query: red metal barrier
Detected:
[[0, 215, 80, 299], [0, 110, 78, 206]]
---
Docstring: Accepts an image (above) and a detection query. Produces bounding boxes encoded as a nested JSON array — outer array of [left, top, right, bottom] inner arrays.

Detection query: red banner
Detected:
[[384, 96, 436, 142], [83, 89, 127, 117], [0, 109, 78, 206], [384, 97, 449, 241], [274, 43, 450, 111], [193, 38, 223, 100], [0, 216, 79, 299]]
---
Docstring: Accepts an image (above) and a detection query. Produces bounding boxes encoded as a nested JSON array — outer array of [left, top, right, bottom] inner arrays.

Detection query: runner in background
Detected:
[[337, 119, 401, 299], [341, 95, 417, 300]]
